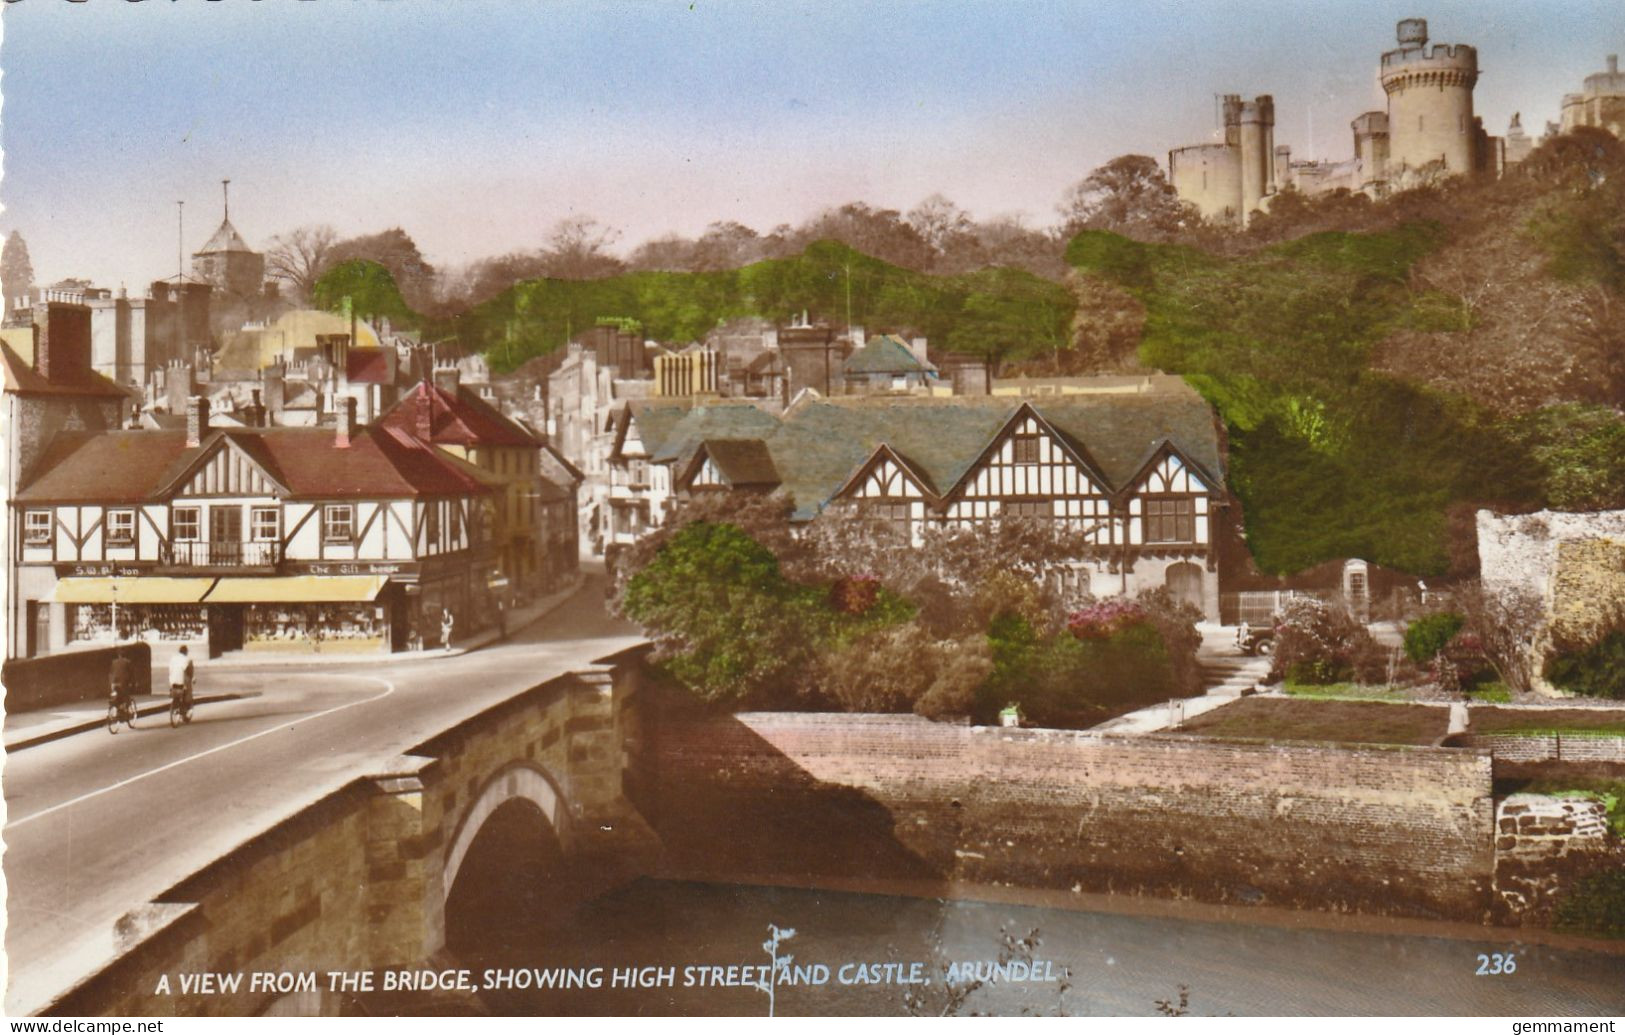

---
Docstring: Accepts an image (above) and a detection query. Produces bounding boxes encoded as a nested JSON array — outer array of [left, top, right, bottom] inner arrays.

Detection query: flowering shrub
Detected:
[[830, 574, 881, 615], [1269, 596, 1384, 685], [1067, 599, 1150, 640]]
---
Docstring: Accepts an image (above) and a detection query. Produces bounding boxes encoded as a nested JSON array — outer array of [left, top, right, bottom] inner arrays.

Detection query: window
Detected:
[[1012, 433, 1040, 465], [425, 502, 440, 546], [106, 509, 135, 545], [173, 507, 201, 542], [24, 510, 51, 545], [251, 507, 280, 542], [863, 501, 912, 537], [450, 503, 462, 543], [323, 504, 354, 543], [1145, 497, 1194, 543], [1004, 500, 1052, 521]]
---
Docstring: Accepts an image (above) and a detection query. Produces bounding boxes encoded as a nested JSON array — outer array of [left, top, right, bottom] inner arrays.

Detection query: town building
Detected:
[[10, 396, 501, 659], [1561, 54, 1625, 138], [655, 377, 1228, 618], [378, 370, 577, 600]]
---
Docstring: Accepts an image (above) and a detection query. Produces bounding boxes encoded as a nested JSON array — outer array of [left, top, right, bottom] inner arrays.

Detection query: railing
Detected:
[[164, 541, 282, 567]]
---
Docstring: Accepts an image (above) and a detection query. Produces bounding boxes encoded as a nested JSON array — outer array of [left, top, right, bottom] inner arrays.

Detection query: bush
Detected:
[[1554, 868, 1625, 940], [1544, 628, 1625, 701], [1404, 611, 1465, 662], [817, 622, 991, 718], [1269, 596, 1384, 685]]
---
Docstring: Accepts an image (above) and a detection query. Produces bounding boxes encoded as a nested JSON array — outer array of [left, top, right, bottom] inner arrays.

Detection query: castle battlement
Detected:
[[1381, 43, 1478, 72]]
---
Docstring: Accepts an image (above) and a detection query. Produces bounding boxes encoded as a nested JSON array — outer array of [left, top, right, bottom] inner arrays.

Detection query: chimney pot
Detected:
[[416, 380, 435, 441], [186, 395, 210, 448]]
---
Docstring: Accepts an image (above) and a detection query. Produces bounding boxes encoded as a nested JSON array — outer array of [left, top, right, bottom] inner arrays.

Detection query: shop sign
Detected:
[[56, 563, 146, 577], [291, 562, 413, 576]]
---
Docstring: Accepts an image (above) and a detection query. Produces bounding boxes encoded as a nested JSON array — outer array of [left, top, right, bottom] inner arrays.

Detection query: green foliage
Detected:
[[441, 239, 1072, 374], [311, 259, 419, 329], [1510, 405, 1625, 511], [1544, 629, 1625, 701], [1554, 869, 1625, 940], [622, 522, 829, 704], [1268, 597, 1384, 685], [817, 621, 991, 718], [1465, 681, 1513, 703], [1404, 611, 1466, 663], [1068, 227, 1546, 574]]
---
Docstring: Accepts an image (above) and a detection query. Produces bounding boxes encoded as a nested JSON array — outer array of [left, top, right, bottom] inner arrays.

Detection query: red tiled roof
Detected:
[[1, 341, 130, 399], [17, 425, 498, 504], [377, 381, 539, 449], [346, 348, 395, 385]]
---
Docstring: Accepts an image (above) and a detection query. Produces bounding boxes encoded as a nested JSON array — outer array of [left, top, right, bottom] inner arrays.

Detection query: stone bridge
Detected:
[[50, 651, 658, 1017]]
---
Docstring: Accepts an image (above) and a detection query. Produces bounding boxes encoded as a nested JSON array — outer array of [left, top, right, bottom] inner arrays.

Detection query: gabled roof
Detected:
[[680, 438, 781, 490], [612, 399, 698, 460], [195, 219, 254, 256], [843, 334, 936, 376], [647, 403, 782, 465], [16, 425, 499, 504], [832, 443, 938, 500], [1, 341, 129, 399], [377, 380, 540, 449]]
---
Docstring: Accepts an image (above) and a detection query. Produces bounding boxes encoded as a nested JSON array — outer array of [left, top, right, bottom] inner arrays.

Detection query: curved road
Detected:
[[3, 575, 641, 1015]]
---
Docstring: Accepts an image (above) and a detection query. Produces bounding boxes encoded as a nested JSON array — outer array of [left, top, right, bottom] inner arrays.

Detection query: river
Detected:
[[458, 878, 1625, 1017]]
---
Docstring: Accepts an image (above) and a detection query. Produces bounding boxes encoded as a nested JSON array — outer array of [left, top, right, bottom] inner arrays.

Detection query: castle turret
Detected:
[[1380, 18, 1480, 185], [1170, 92, 1276, 227], [1351, 111, 1391, 196]]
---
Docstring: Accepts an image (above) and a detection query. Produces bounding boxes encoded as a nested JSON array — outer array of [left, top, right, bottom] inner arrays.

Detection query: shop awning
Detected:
[[49, 577, 217, 604], [204, 576, 388, 604]]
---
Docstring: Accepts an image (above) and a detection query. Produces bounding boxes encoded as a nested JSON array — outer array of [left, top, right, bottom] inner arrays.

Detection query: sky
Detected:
[[1, 0, 1621, 289]]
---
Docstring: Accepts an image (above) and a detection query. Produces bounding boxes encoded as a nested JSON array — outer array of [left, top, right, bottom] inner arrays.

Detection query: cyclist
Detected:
[[109, 647, 137, 722], [168, 644, 195, 717]]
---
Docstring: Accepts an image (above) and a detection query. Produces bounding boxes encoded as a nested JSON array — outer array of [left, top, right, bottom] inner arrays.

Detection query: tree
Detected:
[[2, 230, 36, 318], [1057, 155, 1194, 241], [329, 228, 437, 313], [311, 260, 418, 328], [265, 224, 337, 303], [540, 216, 624, 280], [906, 194, 974, 258], [1063, 268, 1146, 372]]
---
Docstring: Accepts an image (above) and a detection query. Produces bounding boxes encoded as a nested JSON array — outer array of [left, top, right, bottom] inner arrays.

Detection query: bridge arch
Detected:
[[442, 761, 573, 907]]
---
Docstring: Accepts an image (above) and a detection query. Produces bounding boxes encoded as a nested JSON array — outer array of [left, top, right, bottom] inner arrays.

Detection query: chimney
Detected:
[[434, 364, 461, 395], [262, 361, 285, 420], [35, 301, 92, 384], [186, 395, 210, 448], [416, 381, 435, 442], [336, 395, 356, 448], [1610, 54, 1619, 76], [910, 337, 930, 367]]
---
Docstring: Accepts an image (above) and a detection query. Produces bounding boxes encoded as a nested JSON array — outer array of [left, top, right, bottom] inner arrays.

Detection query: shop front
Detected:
[[204, 576, 393, 655], [49, 576, 217, 647]]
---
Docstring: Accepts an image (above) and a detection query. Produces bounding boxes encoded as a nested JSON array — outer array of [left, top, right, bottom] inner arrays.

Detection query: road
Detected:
[[2, 574, 641, 1016]]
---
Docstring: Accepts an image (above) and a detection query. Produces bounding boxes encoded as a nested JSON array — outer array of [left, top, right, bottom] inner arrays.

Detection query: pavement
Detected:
[[2, 576, 585, 752], [1089, 623, 1273, 735]]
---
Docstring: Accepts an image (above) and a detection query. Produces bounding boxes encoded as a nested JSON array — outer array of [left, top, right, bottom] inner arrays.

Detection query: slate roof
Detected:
[[0, 341, 129, 399], [377, 381, 540, 449], [843, 334, 936, 376], [692, 438, 780, 489], [195, 219, 254, 255], [16, 425, 498, 504], [646, 403, 782, 465], [691, 381, 1226, 521]]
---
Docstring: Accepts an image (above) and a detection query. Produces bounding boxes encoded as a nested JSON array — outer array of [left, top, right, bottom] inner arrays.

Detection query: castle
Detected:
[[1171, 18, 1508, 224], [1561, 54, 1625, 138]]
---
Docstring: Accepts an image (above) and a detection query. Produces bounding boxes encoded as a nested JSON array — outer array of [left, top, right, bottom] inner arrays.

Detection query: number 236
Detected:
[[1476, 952, 1517, 975]]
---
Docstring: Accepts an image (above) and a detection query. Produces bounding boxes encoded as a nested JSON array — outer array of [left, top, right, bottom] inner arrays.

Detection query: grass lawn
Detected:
[[1283, 682, 1412, 702], [1173, 697, 1449, 746], [1471, 708, 1625, 737]]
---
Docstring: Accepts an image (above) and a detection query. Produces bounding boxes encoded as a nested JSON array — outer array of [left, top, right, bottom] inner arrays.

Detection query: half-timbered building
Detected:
[[663, 377, 1228, 617], [11, 398, 502, 657]]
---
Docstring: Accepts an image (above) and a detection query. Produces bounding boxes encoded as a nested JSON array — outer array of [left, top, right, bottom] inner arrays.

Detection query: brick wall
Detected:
[[3, 642, 152, 710], [1454, 732, 1625, 765], [1492, 794, 1620, 925], [644, 712, 1497, 922]]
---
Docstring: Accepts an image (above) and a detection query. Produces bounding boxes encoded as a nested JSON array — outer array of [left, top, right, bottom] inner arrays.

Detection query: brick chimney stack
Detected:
[[34, 301, 92, 384], [186, 395, 210, 448], [336, 395, 356, 448], [416, 380, 435, 441]]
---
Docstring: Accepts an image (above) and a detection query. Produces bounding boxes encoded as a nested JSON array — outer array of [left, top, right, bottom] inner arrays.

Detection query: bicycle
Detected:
[[168, 686, 194, 727], [106, 693, 138, 734]]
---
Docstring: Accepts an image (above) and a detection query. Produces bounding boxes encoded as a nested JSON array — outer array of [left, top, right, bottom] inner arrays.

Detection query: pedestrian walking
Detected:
[[441, 608, 455, 653]]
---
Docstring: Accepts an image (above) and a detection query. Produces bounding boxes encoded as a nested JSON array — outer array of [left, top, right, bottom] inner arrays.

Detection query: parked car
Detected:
[[1236, 621, 1275, 656]]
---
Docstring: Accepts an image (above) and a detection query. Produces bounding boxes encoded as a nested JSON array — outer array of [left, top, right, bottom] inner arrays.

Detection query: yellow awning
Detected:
[[204, 576, 388, 604], [49, 577, 217, 604]]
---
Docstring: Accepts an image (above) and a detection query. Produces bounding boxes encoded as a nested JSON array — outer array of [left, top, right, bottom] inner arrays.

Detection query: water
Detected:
[[458, 879, 1625, 1017]]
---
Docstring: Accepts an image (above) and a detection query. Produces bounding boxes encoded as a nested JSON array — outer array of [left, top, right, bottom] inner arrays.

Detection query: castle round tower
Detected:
[[1380, 18, 1479, 185]]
